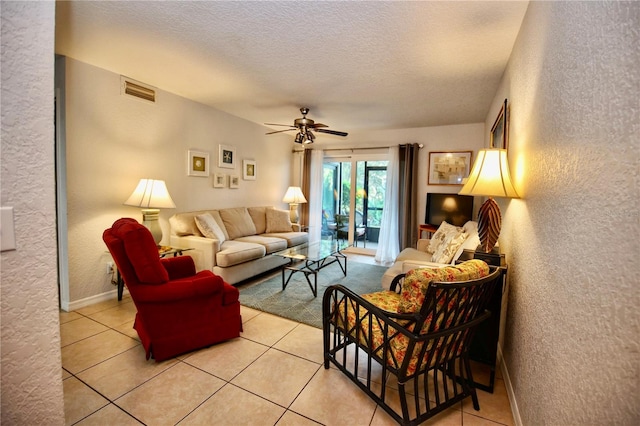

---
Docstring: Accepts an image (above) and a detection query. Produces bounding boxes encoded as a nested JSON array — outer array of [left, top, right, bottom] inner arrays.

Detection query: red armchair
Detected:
[[103, 218, 242, 361]]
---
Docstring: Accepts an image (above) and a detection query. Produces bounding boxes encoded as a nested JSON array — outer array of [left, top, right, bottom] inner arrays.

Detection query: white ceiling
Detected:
[[55, 1, 529, 140]]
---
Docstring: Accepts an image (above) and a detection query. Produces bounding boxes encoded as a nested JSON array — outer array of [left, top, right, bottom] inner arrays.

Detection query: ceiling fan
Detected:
[[265, 107, 348, 144]]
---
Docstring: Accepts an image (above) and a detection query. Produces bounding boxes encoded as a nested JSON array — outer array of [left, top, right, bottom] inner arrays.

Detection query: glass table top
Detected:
[[273, 240, 349, 262]]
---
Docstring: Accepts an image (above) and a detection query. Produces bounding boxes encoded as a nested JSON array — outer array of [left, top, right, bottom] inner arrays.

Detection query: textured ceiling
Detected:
[[55, 1, 529, 138]]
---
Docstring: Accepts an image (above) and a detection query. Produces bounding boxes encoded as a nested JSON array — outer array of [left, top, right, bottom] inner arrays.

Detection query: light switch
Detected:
[[1, 207, 16, 252]]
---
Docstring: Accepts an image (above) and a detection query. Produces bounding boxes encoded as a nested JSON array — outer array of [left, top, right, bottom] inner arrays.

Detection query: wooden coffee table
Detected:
[[274, 240, 349, 297]]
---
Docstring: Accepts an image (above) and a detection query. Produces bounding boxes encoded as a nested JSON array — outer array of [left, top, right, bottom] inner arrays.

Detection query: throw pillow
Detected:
[[427, 221, 463, 254], [265, 208, 293, 233], [431, 230, 467, 264], [195, 213, 226, 243], [219, 207, 257, 239], [398, 259, 490, 314]]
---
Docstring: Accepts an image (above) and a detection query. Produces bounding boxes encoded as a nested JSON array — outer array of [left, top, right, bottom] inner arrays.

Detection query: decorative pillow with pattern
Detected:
[[265, 208, 293, 233], [398, 259, 490, 314], [427, 221, 464, 254], [431, 230, 467, 263], [195, 213, 226, 243]]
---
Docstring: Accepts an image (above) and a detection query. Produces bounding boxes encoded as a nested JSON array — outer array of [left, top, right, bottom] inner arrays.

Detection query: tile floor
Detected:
[[61, 254, 514, 425]]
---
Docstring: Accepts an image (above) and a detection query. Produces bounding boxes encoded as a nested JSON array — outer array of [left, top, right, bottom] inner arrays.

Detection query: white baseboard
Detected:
[[61, 287, 129, 312], [499, 347, 523, 426]]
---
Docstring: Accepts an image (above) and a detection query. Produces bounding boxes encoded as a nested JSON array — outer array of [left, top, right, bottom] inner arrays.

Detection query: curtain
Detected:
[[398, 143, 420, 249], [308, 149, 324, 242], [300, 150, 311, 226], [375, 146, 400, 263]]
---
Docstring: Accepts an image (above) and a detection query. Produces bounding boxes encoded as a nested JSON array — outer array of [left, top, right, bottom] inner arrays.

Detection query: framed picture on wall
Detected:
[[243, 160, 256, 180], [213, 172, 226, 188], [490, 98, 509, 149], [428, 151, 473, 185], [229, 175, 240, 188], [218, 144, 236, 169], [187, 150, 210, 177]]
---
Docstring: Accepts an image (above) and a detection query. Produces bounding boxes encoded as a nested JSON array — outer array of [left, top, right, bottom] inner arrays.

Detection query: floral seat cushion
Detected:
[[334, 260, 490, 376]]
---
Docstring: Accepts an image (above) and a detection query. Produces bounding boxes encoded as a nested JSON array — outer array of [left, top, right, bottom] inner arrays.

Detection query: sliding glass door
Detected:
[[322, 155, 388, 252]]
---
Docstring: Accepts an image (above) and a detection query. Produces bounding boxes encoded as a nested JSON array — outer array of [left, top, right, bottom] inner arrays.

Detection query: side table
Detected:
[[115, 246, 194, 301], [418, 223, 438, 239], [458, 248, 507, 393]]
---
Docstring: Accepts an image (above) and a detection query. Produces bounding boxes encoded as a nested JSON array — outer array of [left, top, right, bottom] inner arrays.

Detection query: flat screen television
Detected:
[[425, 193, 474, 227]]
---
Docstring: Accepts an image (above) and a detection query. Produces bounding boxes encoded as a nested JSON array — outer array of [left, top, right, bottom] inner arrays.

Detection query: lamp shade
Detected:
[[282, 186, 307, 204], [124, 179, 176, 209], [459, 149, 519, 199]]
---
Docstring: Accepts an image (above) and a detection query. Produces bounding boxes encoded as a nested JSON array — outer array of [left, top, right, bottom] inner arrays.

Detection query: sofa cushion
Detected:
[[431, 230, 467, 264], [398, 259, 490, 314], [216, 240, 266, 268], [427, 221, 464, 254], [235, 235, 287, 254], [195, 213, 227, 243], [261, 231, 308, 247], [219, 207, 257, 240], [265, 208, 293, 233], [170, 210, 205, 237], [248, 206, 272, 235]]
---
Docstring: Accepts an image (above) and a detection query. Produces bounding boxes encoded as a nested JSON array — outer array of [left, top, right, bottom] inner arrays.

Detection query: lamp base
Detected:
[[288, 203, 299, 224], [141, 208, 162, 246], [477, 198, 502, 253]]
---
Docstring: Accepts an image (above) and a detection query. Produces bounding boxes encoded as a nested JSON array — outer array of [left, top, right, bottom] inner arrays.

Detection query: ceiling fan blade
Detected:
[[264, 123, 296, 127], [316, 128, 349, 137], [311, 123, 329, 128], [265, 129, 297, 135]]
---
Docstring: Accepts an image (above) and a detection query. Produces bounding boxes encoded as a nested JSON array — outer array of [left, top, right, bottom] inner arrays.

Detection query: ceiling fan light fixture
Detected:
[[304, 130, 315, 144], [294, 132, 304, 144]]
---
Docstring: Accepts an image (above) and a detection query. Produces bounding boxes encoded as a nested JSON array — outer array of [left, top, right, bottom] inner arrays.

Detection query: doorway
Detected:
[[321, 155, 388, 253]]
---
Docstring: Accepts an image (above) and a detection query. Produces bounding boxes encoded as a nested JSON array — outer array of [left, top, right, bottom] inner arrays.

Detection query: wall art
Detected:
[[218, 144, 236, 169], [243, 160, 256, 180], [428, 151, 473, 185], [229, 175, 240, 189], [187, 150, 210, 177], [490, 98, 509, 149], [213, 172, 226, 188]]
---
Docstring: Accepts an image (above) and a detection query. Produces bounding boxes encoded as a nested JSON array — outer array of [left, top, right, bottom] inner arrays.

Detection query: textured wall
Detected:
[[64, 58, 293, 303], [0, 1, 65, 424], [492, 2, 639, 424]]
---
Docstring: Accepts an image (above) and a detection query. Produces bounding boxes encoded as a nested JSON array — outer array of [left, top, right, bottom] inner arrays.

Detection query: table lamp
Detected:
[[458, 149, 519, 253], [282, 186, 307, 224], [124, 179, 176, 245]]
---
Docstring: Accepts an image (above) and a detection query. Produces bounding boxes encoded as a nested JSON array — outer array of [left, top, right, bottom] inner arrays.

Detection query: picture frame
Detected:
[[229, 175, 240, 189], [218, 144, 236, 169], [243, 160, 256, 180], [490, 98, 509, 149], [428, 151, 473, 185], [187, 150, 210, 177], [213, 172, 226, 188]]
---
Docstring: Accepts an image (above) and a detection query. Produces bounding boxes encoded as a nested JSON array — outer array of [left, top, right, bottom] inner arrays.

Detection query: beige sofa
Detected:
[[169, 206, 308, 284], [381, 221, 481, 290]]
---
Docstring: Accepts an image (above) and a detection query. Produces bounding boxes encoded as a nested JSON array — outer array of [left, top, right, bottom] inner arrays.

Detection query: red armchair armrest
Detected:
[[160, 256, 196, 279], [131, 272, 224, 303]]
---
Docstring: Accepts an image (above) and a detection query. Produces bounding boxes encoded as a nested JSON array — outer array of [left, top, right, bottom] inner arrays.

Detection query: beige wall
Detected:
[[63, 58, 293, 306], [492, 2, 639, 424], [0, 1, 65, 423]]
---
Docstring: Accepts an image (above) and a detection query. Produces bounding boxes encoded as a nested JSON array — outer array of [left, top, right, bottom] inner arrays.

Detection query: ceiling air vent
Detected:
[[121, 76, 156, 103]]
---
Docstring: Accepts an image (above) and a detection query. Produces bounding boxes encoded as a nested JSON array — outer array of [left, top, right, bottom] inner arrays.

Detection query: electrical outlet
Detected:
[[106, 262, 114, 275]]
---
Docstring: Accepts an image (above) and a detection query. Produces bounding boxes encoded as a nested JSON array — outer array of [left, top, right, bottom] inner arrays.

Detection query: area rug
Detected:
[[238, 261, 387, 329]]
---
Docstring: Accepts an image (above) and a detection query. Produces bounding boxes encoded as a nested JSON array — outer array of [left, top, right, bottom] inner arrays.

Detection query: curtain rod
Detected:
[[294, 143, 424, 153]]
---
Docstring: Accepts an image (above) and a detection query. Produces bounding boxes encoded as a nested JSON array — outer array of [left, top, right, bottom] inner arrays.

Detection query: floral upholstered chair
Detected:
[[322, 260, 502, 425]]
